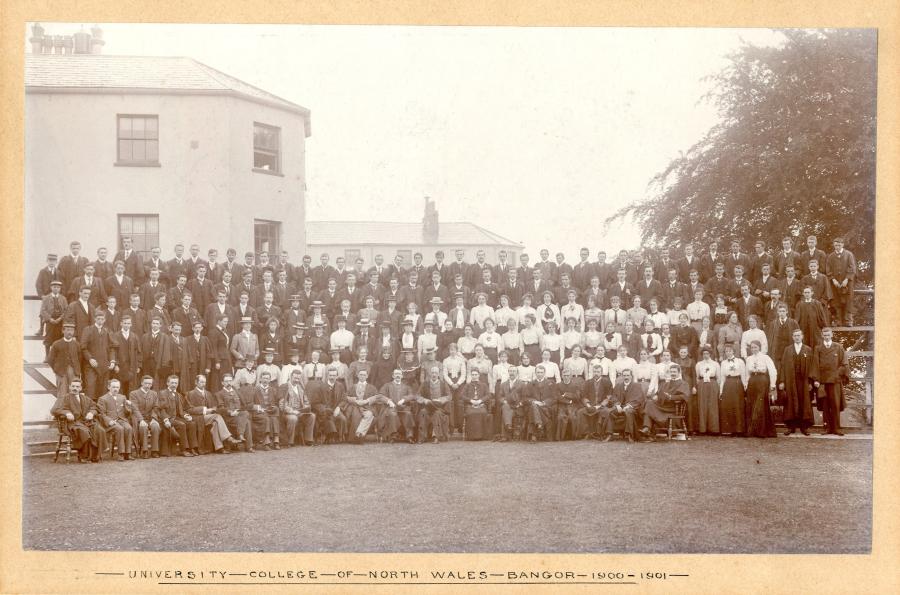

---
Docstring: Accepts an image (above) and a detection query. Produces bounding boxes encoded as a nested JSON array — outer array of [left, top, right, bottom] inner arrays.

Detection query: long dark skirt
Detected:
[[505, 347, 521, 366], [696, 379, 720, 434], [746, 373, 776, 438], [464, 405, 492, 440], [719, 376, 746, 434], [523, 343, 541, 365]]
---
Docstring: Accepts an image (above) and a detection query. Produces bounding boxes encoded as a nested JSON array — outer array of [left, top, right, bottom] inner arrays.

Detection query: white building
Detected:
[[24, 31, 310, 281]]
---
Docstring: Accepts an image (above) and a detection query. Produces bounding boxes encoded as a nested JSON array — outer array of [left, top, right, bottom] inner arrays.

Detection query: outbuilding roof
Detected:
[[307, 221, 522, 247]]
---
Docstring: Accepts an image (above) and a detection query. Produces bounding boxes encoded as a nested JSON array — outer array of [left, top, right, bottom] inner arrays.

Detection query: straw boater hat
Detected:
[[429, 297, 444, 305], [311, 300, 324, 308], [357, 318, 372, 327], [240, 316, 253, 325]]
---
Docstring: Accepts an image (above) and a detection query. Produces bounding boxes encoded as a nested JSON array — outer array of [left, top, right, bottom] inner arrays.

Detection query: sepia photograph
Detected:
[[21, 22, 875, 557]]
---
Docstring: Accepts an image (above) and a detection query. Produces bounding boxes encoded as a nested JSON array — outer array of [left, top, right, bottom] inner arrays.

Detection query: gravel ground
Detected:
[[22, 436, 872, 553]]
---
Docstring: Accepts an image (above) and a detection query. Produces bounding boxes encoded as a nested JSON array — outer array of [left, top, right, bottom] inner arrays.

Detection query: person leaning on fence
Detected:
[[51, 377, 105, 463]]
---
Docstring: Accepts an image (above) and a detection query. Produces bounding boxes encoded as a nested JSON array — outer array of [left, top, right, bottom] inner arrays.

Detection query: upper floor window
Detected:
[[117, 115, 159, 166], [253, 122, 281, 174]]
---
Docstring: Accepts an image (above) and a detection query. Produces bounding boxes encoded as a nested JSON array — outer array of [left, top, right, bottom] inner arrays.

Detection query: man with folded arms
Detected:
[[97, 378, 135, 460], [640, 364, 688, 440], [184, 374, 242, 454], [156, 374, 199, 456]]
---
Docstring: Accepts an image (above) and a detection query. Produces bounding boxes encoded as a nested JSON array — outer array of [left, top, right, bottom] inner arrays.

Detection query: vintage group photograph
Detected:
[[21, 23, 875, 555]]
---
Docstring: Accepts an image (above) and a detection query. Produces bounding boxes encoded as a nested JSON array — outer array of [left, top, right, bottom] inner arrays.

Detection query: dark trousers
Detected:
[[820, 383, 842, 433], [83, 365, 108, 400]]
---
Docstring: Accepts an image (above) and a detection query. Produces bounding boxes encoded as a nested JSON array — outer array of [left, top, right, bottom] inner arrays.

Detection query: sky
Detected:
[[32, 23, 782, 260]]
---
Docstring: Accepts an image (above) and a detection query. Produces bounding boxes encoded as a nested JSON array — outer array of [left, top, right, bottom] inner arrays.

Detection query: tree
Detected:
[[607, 29, 876, 282]]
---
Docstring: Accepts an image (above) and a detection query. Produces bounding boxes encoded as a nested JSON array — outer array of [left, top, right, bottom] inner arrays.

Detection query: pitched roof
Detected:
[[307, 221, 522, 247], [25, 54, 310, 130]]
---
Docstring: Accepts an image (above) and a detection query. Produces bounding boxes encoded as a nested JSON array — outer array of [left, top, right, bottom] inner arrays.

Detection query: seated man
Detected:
[[577, 361, 615, 439], [528, 364, 558, 441], [309, 367, 348, 443], [640, 363, 689, 440], [182, 374, 243, 454], [51, 377, 105, 463], [278, 369, 316, 446], [96, 377, 135, 460], [377, 368, 416, 443], [604, 368, 645, 443], [417, 366, 452, 443], [495, 365, 529, 441], [129, 375, 161, 458], [250, 370, 282, 450], [216, 373, 253, 451], [156, 374, 199, 456], [344, 368, 379, 443]]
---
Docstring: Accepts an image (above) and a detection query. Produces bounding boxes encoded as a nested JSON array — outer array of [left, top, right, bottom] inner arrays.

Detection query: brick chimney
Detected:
[[422, 196, 439, 244]]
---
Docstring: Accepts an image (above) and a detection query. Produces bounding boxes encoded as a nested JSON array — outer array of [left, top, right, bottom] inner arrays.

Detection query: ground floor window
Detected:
[[254, 219, 281, 256]]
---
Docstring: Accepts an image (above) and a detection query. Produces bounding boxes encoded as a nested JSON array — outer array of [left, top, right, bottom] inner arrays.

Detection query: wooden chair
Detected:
[[654, 400, 688, 440], [53, 417, 72, 464]]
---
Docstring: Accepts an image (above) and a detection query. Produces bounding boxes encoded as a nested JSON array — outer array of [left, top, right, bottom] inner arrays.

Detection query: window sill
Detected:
[[252, 167, 284, 177], [114, 161, 161, 168]]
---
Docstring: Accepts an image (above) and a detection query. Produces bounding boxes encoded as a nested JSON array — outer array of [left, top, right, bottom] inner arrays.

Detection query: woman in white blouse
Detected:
[[469, 292, 495, 335], [634, 348, 659, 399], [640, 318, 663, 362], [539, 320, 565, 365], [520, 313, 543, 366], [694, 345, 721, 434], [584, 293, 605, 333], [456, 324, 478, 359], [477, 317, 502, 364], [536, 290, 561, 333], [516, 293, 537, 329], [562, 344, 588, 380], [500, 316, 522, 365], [561, 316, 584, 359], [538, 349, 562, 384], [613, 345, 637, 379], [744, 339, 778, 438], [494, 295, 516, 335], [717, 343, 749, 435], [602, 322, 623, 362], [740, 314, 768, 358], [656, 350, 675, 384], [516, 351, 537, 383], [582, 317, 604, 360]]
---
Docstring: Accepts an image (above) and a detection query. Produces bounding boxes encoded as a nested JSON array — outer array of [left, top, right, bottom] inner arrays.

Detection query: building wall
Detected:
[[24, 91, 306, 287], [306, 243, 521, 269]]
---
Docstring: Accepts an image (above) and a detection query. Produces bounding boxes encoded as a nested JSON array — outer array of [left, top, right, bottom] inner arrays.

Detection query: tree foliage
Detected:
[[608, 29, 876, 280]]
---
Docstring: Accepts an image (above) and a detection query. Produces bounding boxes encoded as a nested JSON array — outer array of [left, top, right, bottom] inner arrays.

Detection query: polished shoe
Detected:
[[783, 429, 795, 436], [273, 443, 281, 450], [262, 444, 271, 451], [117, 454, 125, 461], [835, 430, 845, 436], [181, 451, 193, 457], [151, 451, 160, 458], [192, 448, 201, 455], [800, 429, 810, 436], [141, 450, 149, 459], [432, 437, 439, 444], [602, 434, 612, 442], [124, 453, 131, 460]]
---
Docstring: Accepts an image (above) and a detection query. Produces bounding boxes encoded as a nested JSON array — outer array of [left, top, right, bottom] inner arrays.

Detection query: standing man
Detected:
[[40, 279, 68, 355], [774, 237, 802, 279], [812, 327, 849, 436], [801, 235, 828, 277], [114, 236, 144, 286], [104, 260, 134, 311], [47, 321, 81, 401], [778, 328, 817, 436], [67, 262, 106, 307], [80, 310, 117, 400], [825, 237, 857, 327], [35, 253, 62, 299], [113, 314, 142, 396], [58, 241, 90, 292]]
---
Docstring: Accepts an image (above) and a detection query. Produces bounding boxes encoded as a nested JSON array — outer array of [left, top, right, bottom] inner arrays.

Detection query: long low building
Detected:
[[307, 198, 524, 268]]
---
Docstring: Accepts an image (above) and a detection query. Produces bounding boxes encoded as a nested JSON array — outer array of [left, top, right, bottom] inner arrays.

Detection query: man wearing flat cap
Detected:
[[40, 277, 67, 355]]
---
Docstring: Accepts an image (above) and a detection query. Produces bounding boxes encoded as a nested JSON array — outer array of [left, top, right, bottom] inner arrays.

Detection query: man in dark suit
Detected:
[[748, 240, 773, 284], [188, 264, 215, 313], [143, 247, 168, 286], [606, 268, 635, 308], [637, 265, 663, 308], [92, 247, 115, 284], [527, 268, 552, 301], [426, 250, 451, 287], [47, 321, 81, 400], [698, 242, 724, 284], [660, 268, 689, 312], [604, 369, 644, 442], [516, 252, 533, 286], [208, 313, 232, 392], [67, 262, 106, 307], [653, 248, 676, 284], [385, 254, 407, 288], [185, 244, 207, 281], [800, 235, 828, 277], [172, 292, 203, 337], [572, 248, 593, 291], [495, 366, 530, 441], [167, 244, 190, 287], [811, 327, 849, 435], [80, 310, 118, 400], [774, 237, 803, 279], [335, 272, 361, 313], [312, 253, 338, 293], [359, 271, 385, 311], [501, 269, 525, 309], [113, 313, 142, 395], [467, 250, 493, 288], [139, 267, 167, 309], [35, 253, 62, 298], [293, 254, 313, 288], [51, 377, 104, 463], [825, 237, 857, 326], [725, 240, 751, 279], [140, 316, 170, 389], [40, 280, 67, 355], [677, 243, 700, 285], [493, 250, 513, 286], [218, 248, 242, 285], [705, 262, 738, 307], [448, 249, 470, 289], [114, 236, 144, 286], [104, 260, 134, 311], [734, 282, 763, 330], [535, 249, 557, 287], [422, 269, 450, 313], [272, 268, 295, 311], [65, 286, 94, 338], [473, 267, 500, 309], [58, 241, 90, 293], [167, 273, 190, 314]]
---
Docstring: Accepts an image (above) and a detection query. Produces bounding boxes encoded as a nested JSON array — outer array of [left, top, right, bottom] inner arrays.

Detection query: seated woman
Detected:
[[463, 368, 492, 441]]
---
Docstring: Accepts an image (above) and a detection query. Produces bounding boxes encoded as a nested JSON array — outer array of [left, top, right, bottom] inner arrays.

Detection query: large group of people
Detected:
[[38, 234, 856, 463]]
